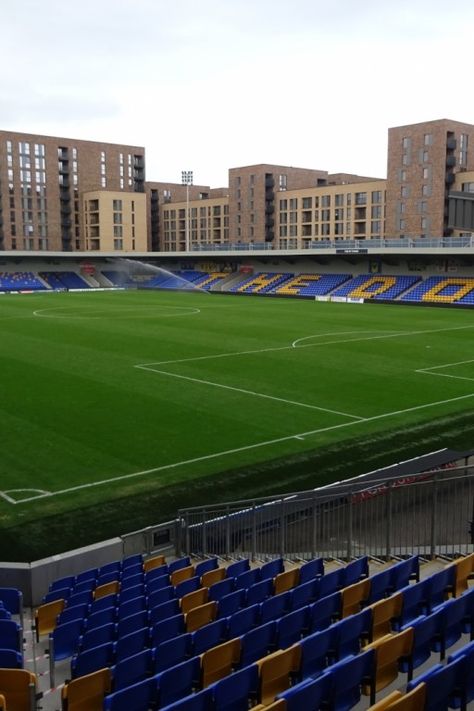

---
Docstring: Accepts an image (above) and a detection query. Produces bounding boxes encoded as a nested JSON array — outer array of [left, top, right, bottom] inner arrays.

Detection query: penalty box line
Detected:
[[134, 363, 364, 421], [3, 390, 474, 505]]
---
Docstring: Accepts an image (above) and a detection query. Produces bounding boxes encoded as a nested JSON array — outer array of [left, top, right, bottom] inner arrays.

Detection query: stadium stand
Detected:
[[401, 276, 474, 305], [230, 273, 294, 294], [274, 273, 352, 296], [39, 271, 91, 289], [0, 271, 46, 291], [331, 274, 421, 301], [10, 548, 474, 710]]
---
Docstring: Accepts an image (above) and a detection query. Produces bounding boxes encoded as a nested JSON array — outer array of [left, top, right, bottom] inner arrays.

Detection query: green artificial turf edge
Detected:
[[2, 407, 473, 562]]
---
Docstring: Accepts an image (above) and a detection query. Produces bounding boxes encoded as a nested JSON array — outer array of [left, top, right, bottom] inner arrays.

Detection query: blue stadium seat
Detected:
[[145, 572, 170, 591], [227, 604, 260, 638], [328, 648, 376, 709], [120, 568, 144, 586], [57, 603, 90, 626], [246, 579, 273, 606], [160, 688, 213, 711], [447, 640, 474, 708], [191, 618, 227, 655], [425, 567, 455, 612], [49, 575, 76, 592], [67, 590, 94, 608], [298, 558, 324, 584], [406, 658, 462, 711], [89, 594, 118, 615], [317, 568, 344, 599], [115, 626, 150, 662], [388, 556, 419, 592], [149, 599, 180, 625], [333, 608, 371, 661], [393, 582, 428, 629], [79, 622, 116, 652], [309, 592, 341, 632], [239, 620, 276, 667], [0, 620, 21, 652], [277, 671, 332, 710], [289, 578, 319, 611], [225, 559, 250, 579], [400, 611, 443, 672], [154, 634, 192, 673], [121, 554, 143, 570], [75, 567, 98, 585], [366, 568, 393, 604], [175, 577, 201, 599], [112, 648, 154, 691], [260, 591, 291, 624], [151, 614, 185, 646], [168, 557, 191, 574], [104, 675, 157, 711], [148, 586, 176, 609], [119, 584, 145, 603], [209, 663, 259, 711], [117, 595, 147, 621], [234, 568, 260, 590], [87, 607, 116, 631], [275, 606, 309, 649], [0, 649, 23, 669], [195, 559, 219, 578], [209, 578, 235, 602], [343, 556, 369, 586], [117, 610, 149, 638], [259, 558, 284, 581], [43, 587, 72, 604], [71, 640, 115, 678], [156, 656, 201, 708], [300, 626, 334, 681], [216, 590, 245, 618]]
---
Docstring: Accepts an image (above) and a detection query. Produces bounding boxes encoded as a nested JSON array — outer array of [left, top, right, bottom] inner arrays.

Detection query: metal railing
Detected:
[[189, 236, 474, 252], [178, 461, 474, 561]]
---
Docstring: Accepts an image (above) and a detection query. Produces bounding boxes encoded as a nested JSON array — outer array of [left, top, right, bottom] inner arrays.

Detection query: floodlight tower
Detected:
[[181, 170, 193, 253]]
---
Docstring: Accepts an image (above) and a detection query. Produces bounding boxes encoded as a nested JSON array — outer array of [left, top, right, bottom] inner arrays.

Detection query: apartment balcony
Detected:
[[446, 137, 457, 150], [446, 155, 456, 167], [265, 201, 275, 214], [445, 172, 455, 185], [265, 175, 275, 189]]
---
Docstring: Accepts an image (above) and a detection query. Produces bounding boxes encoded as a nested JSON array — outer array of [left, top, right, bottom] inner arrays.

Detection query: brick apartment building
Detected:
[[0, 131, 146, 252], [1, 119, 473, 254]]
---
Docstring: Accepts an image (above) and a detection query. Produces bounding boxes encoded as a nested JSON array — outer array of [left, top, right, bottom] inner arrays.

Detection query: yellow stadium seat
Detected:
[[170, 565, 195, 587], [370, 592, 403, 641], [0, 694, 5, 711], [143, 554, 166, 573], [257, 646, 301, 706], [201, 568, 226, 587], [341, 578, 371, 618], [452, 553, 474, 597], [0, 669, 37, 711], [35, 598, 65, 640], [93, 581, 120, 600], [367, 690, 404, 710], [274, 569, 299, 595], [61, 668, 112, 711], [185, 601, 217, 632], [380, 683, 426, 710], [180, 587, 209, 614], [366, 628, 414, 692], [201, 638, 241, 687], [253, 701, 287, 711]]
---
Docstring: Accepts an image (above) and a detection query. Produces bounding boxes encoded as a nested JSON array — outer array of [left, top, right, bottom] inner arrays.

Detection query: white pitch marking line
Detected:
[[137, 323, 474, 368], [135, 363, 364, 420], [8, 391, 474, 505], [416, 358, 474, 383]]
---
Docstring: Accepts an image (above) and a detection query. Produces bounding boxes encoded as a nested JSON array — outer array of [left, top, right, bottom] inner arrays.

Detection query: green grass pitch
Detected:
[[1, 289, 474, 561]]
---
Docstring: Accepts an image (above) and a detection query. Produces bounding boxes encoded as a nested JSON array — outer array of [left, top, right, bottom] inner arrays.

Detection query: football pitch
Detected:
[[1, 289, 474, 561]]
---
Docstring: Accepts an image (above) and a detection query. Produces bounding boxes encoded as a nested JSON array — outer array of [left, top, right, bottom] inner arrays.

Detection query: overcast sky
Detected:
[[2, 0, 474, 187]]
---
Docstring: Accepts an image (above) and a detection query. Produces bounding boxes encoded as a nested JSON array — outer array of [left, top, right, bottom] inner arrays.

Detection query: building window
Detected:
[[321, 195, 331, 207], [400, 170, 407, 181], [371, 205, 382, 218], [461, 182, 474, 193], [459, 134, 468, 167], [399, 219, 405, 230], [423, 167, 429, 179], [355, 192, 367, 205], [289, 198, 298, 210], [302, 197, 312, 209], [321, 209, 330, 221], [424, 133, 432, 146], [421, 217, 428, 230], [422, 184, 431, 197], [401, 186, 409, 198], [113, 239, 123, 250], [371, 191, 382, 203], [371, 221, 381, 234], [279, 174, 287, 190], [113, 199, 123, 211], [335, 194, 344, 207], [423, 150, 429, 162], [402, 137, 411, 149]]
